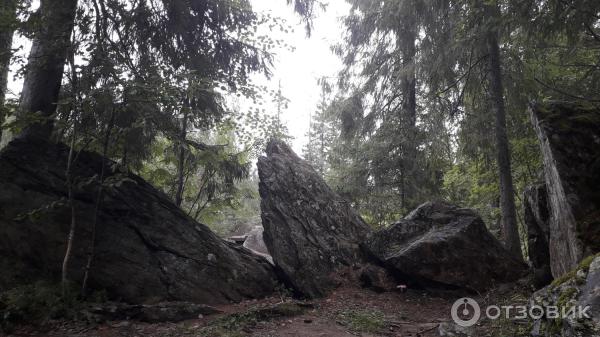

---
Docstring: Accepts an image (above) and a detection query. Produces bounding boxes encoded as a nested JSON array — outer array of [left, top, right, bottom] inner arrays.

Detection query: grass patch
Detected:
[[197, 302, 308, 337], [337, 309, 385, 334]]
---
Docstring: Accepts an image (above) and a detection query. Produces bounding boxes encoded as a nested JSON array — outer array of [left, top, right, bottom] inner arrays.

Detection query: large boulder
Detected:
[[365, 201, 528, 292], [524, 183, 553, 288], [530, 101, 600, 278], [0, 138, 278, 304], [257, 139, 371, 298]]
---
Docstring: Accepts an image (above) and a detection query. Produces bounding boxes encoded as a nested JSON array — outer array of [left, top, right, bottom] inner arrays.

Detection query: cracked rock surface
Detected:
[[0, 138, 278, 304], [530, 101, 600, 278], [257, 139, 371, 298]]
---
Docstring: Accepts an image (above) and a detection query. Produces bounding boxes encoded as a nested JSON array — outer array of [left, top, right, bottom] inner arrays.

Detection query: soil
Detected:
[[1, 283, 533, 337]]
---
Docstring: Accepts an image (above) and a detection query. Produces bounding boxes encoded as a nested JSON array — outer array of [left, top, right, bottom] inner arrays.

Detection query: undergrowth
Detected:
[[337, 308, 386, 334], [0, 281, 106, 333]]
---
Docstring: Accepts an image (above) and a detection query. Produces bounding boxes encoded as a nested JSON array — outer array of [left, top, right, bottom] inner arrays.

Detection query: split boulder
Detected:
[[0, 138, 278, 304]]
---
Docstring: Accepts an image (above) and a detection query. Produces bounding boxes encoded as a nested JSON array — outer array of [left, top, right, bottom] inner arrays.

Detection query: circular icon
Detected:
[[451, 297, 481, 327]]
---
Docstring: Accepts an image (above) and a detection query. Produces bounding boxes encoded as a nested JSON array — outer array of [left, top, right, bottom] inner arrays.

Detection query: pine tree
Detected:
[[303, 78, 334, 176], [0, 0, 16, 142], [1, 0, 77, 145]]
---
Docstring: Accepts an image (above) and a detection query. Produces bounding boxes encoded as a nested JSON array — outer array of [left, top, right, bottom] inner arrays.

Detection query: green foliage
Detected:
[[0, 282, 83, 328], [337, 309, 386, 334], [34, 0, 299, 179], [321, 0, 458, 226], [303, 78, 336, 176], [319, 91, 453, 227], [325, 0, 591, 236], [443, 160, 501, 228], [442, 123, 541, 244], [139, 123, 252, 227]]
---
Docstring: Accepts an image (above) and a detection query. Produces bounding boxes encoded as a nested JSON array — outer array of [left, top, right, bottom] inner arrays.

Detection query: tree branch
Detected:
[[534, 77, 600, 102]]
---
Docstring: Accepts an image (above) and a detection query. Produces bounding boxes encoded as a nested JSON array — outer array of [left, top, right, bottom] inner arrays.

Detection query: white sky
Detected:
[[7, 0, 350, 154], [248, 0, 350, 153]]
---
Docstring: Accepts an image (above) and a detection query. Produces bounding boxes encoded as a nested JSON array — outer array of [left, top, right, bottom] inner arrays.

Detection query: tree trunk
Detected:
[[175, 108, 188, 207], [0, 0, 17, 140], [400, 29, 417, 130], [62, 124, 77, 296], [486, 8, 522, 259], [81, 109, 114, 296], [398, 25, 417, 211], [1, 0, 77, 145]]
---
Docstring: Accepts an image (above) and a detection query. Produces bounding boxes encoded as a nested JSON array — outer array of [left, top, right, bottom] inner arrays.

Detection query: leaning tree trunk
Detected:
[[0, 0, 17, 141], [0, 0, 77, 146], [485, 6, 522, 259]]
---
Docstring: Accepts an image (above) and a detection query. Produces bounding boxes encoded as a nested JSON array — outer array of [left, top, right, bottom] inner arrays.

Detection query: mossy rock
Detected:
[[531, 253, 600, 337], [551, 253, 600, 288]]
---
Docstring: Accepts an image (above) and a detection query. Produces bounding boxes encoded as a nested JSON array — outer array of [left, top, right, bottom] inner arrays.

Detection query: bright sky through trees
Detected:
[[7, 0, 348, 154], [248, 0, 349, 153]]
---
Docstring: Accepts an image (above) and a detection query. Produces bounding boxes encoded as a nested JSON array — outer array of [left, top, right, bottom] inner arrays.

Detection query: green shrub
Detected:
[[0, 281, 83, 328]]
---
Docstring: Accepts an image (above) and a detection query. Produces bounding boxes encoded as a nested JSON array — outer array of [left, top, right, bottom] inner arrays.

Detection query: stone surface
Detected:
[[257, 139, 371, 298], [365, 201, 528, 292], [0, 138, 278, 304], [530, 101, 600, 278], [524, 183, 553, 288], [579, 256, 600, 332]]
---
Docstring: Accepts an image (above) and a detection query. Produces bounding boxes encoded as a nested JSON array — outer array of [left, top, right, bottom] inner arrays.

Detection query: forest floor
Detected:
[[3, 283, 533, 337]]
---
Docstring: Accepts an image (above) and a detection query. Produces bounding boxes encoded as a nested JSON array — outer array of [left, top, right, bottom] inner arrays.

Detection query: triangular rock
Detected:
[[258, 139, 371, 298]]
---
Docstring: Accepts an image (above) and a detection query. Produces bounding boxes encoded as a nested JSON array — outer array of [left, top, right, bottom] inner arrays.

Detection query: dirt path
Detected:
[[241, 287, 453, 337], [3, 284, 531, 337]]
